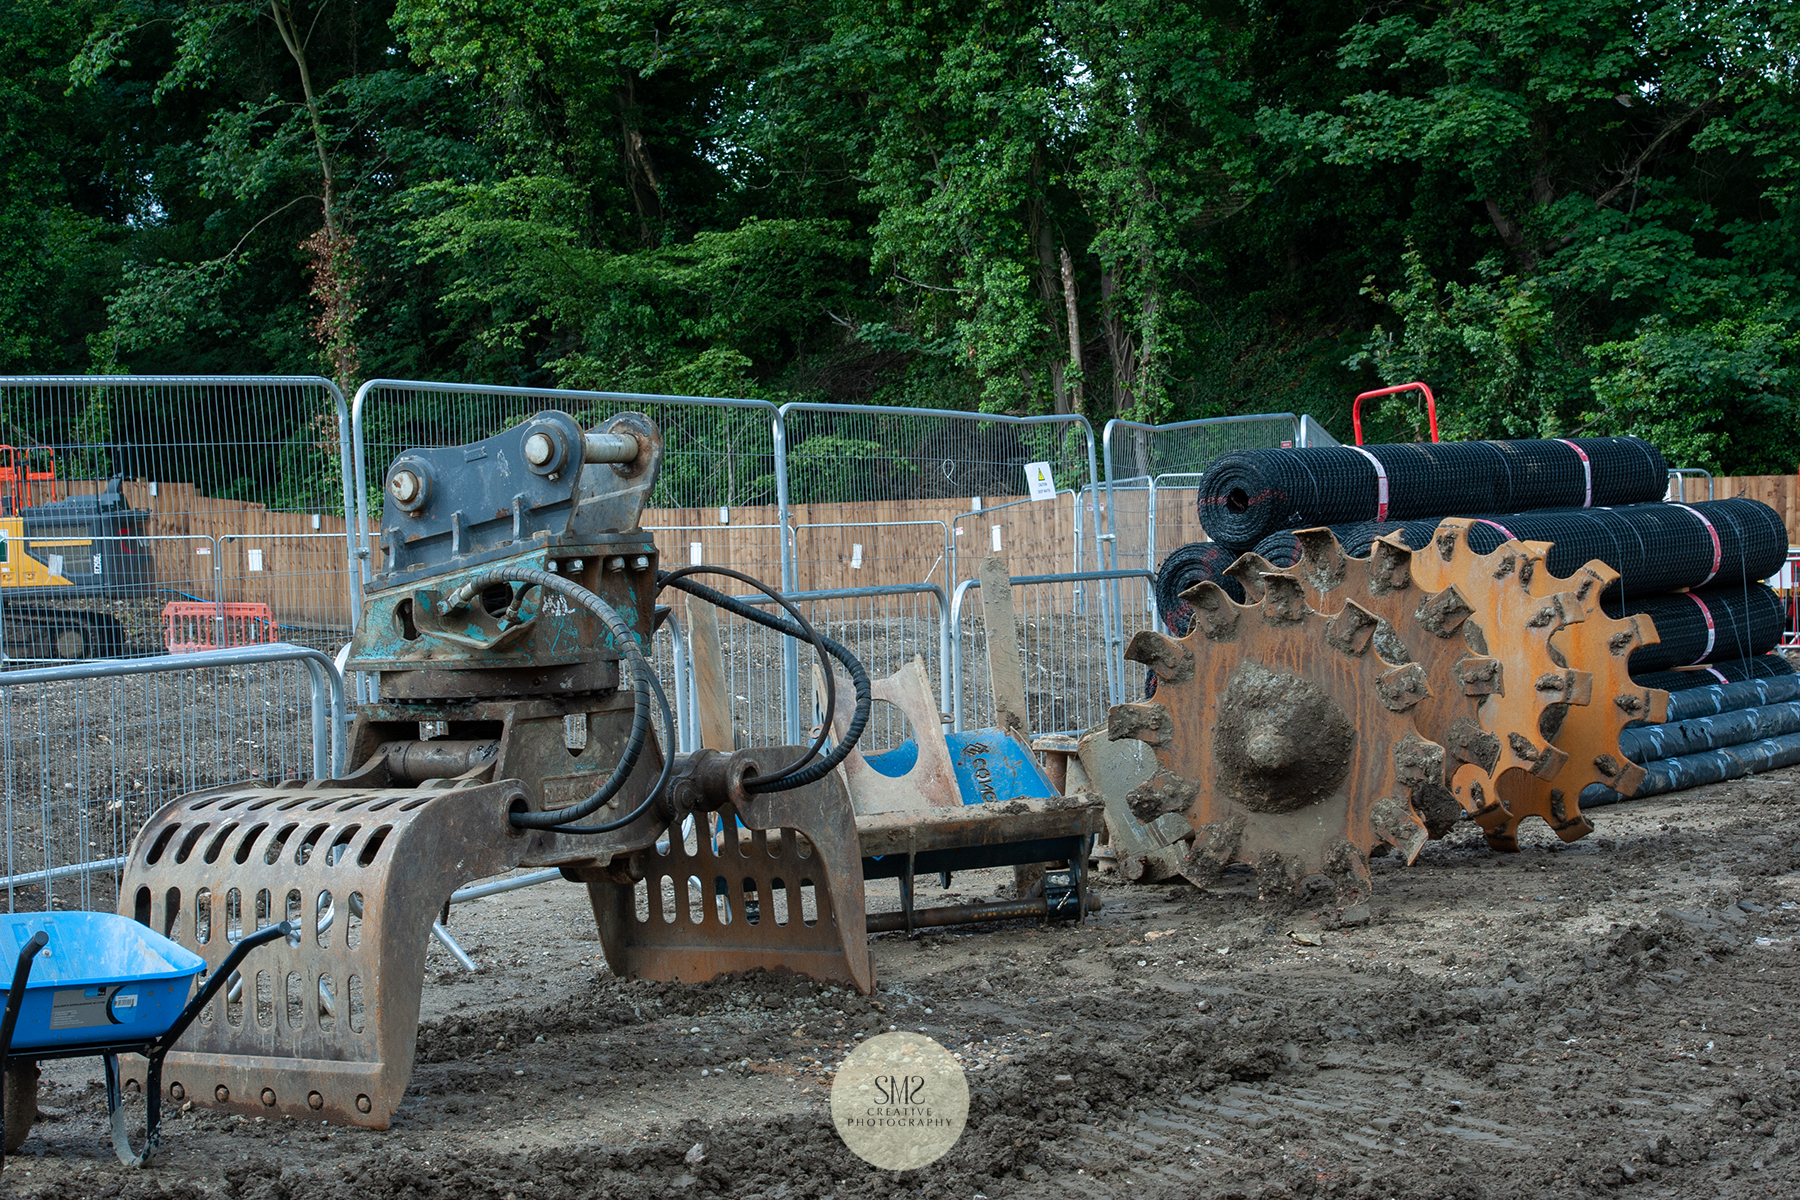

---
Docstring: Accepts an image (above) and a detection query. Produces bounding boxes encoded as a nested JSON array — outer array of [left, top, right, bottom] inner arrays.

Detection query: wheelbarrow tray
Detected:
[[2, 914, 204, 1053]]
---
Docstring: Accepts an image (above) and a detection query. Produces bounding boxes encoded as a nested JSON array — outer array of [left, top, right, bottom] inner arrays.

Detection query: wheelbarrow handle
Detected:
[[155, 921, 293, 1056], [0, 932, 48, 1067], [101, 921, 295, 1170], [0, 931, 47, 1175]]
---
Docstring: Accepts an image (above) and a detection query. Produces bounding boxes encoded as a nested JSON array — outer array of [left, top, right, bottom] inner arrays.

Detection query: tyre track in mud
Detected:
[[9, 774, 1800, 1199]]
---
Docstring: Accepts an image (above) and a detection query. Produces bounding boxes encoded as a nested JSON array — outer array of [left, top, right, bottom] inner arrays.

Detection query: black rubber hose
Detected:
[[439, 567, 673, 832], [656, 568, 873, 792], [660, 564, 836, 789], [543, 668, 677, 836]]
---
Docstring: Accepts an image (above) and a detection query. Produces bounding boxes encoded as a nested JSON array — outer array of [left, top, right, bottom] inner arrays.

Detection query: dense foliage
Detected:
[[5, 0, 1798, 470]]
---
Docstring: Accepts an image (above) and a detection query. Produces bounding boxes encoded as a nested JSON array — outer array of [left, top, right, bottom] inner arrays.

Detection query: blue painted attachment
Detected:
[[862, 729, 1060, 805], [3, 914, 205, 1051]]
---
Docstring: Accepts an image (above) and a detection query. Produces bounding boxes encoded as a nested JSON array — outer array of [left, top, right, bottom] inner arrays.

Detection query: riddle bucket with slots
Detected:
[[118, 780, 527, 1128]]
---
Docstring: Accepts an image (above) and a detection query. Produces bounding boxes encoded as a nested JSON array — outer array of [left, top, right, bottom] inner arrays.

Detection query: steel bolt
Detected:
[[307, 1091, 324, 1110], [261, 1087, 277, 1107], [606, 556, 626, 572], [216, 1085, 230, 1103], [169, 1082, 185, 1101], [355, 1094, 373, 1114], [546, 560, 559, 573], [633, 555, 650, 570], [389, 470, 420, 504], [568, 559, 584, 571], [524, 431, 555, 466]]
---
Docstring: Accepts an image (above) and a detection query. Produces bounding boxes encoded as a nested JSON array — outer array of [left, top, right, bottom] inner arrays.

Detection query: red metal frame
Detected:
[[1353, 382, 1439, 445], [0, 444, 58, 516]]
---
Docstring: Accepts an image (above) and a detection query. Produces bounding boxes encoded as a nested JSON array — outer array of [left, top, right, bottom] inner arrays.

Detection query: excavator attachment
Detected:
[[583, 771, 873, 994], [112, 409, 882, 1131], [119, 779, 527, 1129]]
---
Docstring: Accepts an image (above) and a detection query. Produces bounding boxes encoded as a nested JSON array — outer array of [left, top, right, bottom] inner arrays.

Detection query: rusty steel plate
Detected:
[[1477, 558, 1673, 850], [1407, 521, 1595, 827]]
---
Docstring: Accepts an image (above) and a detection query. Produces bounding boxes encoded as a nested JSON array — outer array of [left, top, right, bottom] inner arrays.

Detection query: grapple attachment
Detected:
[[119, 779, 527, 1128]]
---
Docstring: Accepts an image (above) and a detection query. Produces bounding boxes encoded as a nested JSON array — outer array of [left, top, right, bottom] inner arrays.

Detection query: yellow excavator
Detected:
[[0, 444, 154, 659]]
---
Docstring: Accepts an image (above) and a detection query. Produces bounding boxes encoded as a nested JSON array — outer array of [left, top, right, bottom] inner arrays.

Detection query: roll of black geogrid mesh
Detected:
[[1608, 584, 1786, 674], [1197, 436, 1667, 549], [1342, 498, 1787, 596], [1633, 653, 1796, 692], [1154, 541, 1244, 636]]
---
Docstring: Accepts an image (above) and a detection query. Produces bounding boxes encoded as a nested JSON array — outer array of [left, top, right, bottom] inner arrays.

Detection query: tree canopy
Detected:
[[5, 0, 1798, 471]]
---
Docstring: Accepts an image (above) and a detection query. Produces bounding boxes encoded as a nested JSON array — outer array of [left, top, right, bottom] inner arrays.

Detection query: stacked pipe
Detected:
[[1583, 675, 1800, 808]]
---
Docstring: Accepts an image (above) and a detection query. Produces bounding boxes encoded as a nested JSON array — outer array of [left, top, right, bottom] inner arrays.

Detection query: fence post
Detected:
[[771, 408, 802, 743]]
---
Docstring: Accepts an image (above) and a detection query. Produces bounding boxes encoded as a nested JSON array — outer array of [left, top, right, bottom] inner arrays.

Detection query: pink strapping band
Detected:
[[1703, 666, 1729, 683], [1672, 504, 1723, 586], [1349, 446, 1389, 521], [1556, 438, 1593, 506], [1685, 592, 1716, 663], [1476, 518, 1518, 540]]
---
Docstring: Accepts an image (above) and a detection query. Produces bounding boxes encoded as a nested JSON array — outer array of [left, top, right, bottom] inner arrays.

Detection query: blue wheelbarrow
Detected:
[[0, 913, 291, 1169]]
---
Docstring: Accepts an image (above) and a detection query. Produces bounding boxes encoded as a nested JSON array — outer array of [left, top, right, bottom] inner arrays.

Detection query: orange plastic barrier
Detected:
[[161, 602, 279, 653]]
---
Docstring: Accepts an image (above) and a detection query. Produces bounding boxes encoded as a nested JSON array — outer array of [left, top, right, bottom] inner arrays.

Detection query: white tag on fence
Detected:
[[718, 506, 730, 525], [148, 482, 158, 497], [991, 525, 1002, 552], [46, 553, 63, 578], [851, 543, 863, 569], [247, 549, 264, 572], [1024, 461, 1056, 502], [690, 541, 704, 565]]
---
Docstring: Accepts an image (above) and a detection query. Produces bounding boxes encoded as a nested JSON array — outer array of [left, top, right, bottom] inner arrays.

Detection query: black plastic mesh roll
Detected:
[[1250, 530, 1303, 569], [1154, 542, 1244, 637], [1197, 436, 1666, 549], [1339, 499, 1785, 596], [1634, 653, 1797, 692], [1607, 583, 1786, 673]]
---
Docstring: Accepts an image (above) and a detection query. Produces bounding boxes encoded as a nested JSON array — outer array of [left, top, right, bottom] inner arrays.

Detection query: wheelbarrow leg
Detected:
[[0, 931, 48, 1174], [104, 922, 292, 1168], [104, 1052, 164, 1167]]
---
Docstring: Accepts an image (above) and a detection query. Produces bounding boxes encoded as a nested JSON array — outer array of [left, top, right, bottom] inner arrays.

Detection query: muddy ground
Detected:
[[9, 768, 1800, 1200]]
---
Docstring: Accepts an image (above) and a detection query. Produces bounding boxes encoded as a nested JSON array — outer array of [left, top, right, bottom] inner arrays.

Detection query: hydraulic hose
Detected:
[[439, 568, 674, 833], [656, 567, 873, 792]]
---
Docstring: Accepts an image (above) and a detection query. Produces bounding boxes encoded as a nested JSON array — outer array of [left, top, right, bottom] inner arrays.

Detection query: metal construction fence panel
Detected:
[[779, 403, 1105, 741], [950, 569, 1157, 736], [660, 583, 949, 754], [0, 644, 343, 913], [0, 376, 357, 664]]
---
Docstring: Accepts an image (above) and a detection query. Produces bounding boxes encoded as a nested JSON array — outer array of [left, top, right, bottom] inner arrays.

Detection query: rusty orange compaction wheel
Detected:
[[1112, 573, 1444, 899], [1464, 558, 1672, 850]]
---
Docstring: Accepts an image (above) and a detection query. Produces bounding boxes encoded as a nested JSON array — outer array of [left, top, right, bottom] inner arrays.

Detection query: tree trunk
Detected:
[[270, 0, 361, 388], [618, 78, 664, 247], [1027, 175, 1070, 415], [1060, 246, 1084, 415]]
